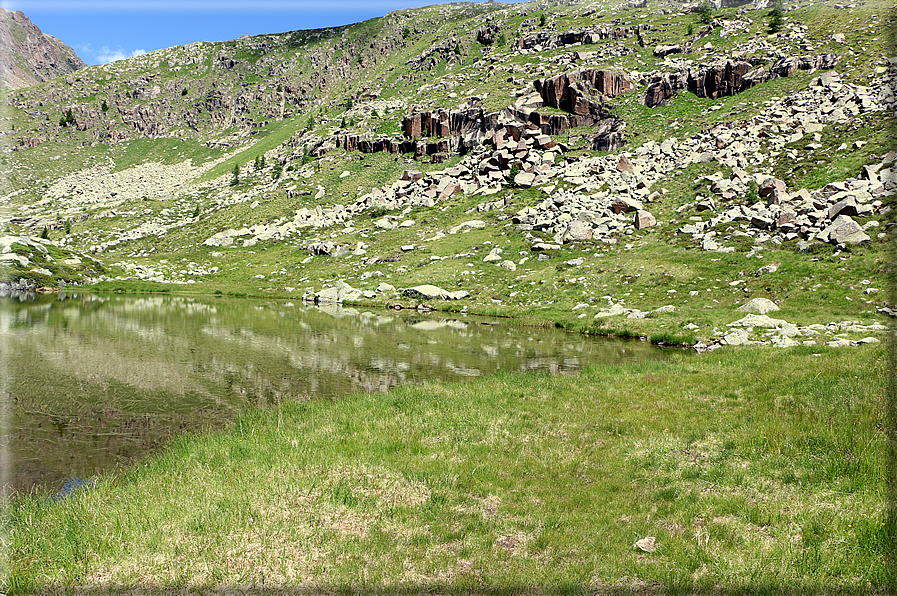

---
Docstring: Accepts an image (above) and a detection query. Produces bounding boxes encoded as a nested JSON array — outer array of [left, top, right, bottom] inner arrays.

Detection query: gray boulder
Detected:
[[403, 285, 468, 300], [634, 210, 656, 229], [559, 220, 593, 243], [819, 215, 871, 245], [738, 297, 780, 314]]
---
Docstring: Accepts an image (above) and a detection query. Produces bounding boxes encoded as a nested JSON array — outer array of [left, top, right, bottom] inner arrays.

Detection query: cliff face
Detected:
[[0, 8, 86, 89]]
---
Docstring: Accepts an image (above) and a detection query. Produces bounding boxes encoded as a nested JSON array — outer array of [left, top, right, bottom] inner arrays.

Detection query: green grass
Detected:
[[8, 345, 891, 593], [198, 118, 308, 183], [3, 0, 896, 592]]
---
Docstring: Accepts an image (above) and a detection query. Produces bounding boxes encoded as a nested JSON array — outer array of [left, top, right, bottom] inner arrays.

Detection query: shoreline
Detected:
[[8, 343, 891, 592]]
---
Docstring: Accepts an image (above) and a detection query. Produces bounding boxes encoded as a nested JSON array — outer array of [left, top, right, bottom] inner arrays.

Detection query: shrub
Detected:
[[402, 27, 410, 39], [744, 180, 760, 205], [230, 163, 240, 186], [768, 0, 785, 33], [508, 163, 520, 186], [697, 0, 713, 24], [59, 109, 74, 127]]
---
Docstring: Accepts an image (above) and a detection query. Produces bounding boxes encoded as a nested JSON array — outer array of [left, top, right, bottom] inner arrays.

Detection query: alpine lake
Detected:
[[1, 291, 678, 496]]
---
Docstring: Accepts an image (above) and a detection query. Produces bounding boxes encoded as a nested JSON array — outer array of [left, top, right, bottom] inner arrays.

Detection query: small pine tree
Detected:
[[64, 219, 72, 235], [497, 32, 507, 46], [508, 162, 520, 186], [539, 13, 547, 27], [181, 88, 188, 96], [101, 100, 109, 112], [40, 226, 49, 239], [697, 0, 713, 24], [260, 155, 265, 169], [687, 23, 694, 36], [272, 163, 283, 181], [60, 109, 75, 127], [402, 27, 411, 39], [768, 0, 784, 33], [192, 206, 200, 218], [230, 163, 240, 186]]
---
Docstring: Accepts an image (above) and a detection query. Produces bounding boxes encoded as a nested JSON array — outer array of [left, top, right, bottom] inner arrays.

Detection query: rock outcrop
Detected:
[[0, 8, 85, 89], [516, 25, 650, 50], [643, 54, 840, 107], [330, 67, 631, 163]]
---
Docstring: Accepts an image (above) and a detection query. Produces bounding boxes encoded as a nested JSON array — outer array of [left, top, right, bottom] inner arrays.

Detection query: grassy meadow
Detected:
[[7, 344, 894, 594], [3, 0, 897, 593]]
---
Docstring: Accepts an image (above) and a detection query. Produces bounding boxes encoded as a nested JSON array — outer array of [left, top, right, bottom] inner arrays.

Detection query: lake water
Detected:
[[1, 292, 673, 495]]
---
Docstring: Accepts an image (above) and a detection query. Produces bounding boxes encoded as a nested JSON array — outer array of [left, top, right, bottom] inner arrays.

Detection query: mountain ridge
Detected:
[[0, 7, 86, 90]]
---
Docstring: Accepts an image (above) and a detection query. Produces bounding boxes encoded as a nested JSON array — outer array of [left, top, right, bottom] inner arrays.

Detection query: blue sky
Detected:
[[2, 0, 524, 65]]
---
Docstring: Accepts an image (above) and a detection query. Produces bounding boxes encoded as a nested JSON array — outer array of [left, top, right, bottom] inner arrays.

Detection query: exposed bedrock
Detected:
[[643, 54, 840, 107]]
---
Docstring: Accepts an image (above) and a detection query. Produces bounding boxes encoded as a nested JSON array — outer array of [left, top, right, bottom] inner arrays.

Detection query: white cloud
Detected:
[[75, 43, 147, 64], [95, 46, 147, 63]]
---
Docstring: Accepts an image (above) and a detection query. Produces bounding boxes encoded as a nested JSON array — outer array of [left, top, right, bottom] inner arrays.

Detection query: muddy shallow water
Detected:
[[1, 292, 674, 494]]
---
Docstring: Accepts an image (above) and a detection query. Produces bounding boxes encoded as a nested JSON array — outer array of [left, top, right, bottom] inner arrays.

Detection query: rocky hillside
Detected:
[[0, 7, 85, 90], [0, 0, 893, 348]]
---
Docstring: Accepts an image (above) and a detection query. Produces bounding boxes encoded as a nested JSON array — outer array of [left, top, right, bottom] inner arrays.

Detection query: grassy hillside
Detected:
[[2, 0, 895, 591]]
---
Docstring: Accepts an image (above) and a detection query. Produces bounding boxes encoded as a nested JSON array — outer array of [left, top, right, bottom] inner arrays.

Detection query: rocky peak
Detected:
[[0, 7, 86, 89]]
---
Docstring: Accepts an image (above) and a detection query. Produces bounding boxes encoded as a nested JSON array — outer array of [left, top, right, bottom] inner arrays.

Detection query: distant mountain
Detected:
[[0, 7, 85, 89]]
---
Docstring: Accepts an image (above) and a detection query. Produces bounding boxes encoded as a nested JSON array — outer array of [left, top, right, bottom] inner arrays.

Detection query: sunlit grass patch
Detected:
[[9, 345, 889, 592]]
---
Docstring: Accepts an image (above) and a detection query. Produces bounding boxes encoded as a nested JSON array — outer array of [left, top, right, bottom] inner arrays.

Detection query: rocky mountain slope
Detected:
[[0, 0, 893, 348], [0, 7, 85, 90]]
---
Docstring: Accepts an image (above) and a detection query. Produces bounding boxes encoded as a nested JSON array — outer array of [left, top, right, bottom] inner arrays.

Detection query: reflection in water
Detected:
[[2, 293, 672, 494]]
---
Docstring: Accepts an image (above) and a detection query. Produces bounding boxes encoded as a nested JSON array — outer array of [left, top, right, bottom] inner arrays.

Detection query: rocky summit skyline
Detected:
[[0, 7, 85, 89]]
